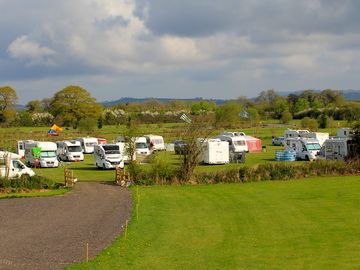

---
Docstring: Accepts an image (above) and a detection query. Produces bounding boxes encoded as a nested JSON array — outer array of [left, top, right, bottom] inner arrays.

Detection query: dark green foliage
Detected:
[[317, 114, 330, 128], [0, 175, 61, 190], [77, 117, 98, 133]]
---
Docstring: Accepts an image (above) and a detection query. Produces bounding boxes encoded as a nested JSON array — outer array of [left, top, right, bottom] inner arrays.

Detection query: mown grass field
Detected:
[[0, 188, 69, 199], [68, 176, 360, 270]]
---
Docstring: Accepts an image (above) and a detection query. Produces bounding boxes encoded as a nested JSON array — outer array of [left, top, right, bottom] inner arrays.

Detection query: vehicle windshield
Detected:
[[85, 142, 96, 147], [233, 140, 246, 146], [136, 142, 148, 149], [306, 143, 321, 150], [103, 145, 120, 154], [68, 146, 82, 152], [41, 151, 57, 158]]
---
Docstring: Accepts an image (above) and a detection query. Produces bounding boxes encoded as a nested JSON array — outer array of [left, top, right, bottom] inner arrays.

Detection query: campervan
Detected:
[[322, 138, 350, 160], [197, 138, 229, 164], [143, 135, 165, 151], [94, 144, 124, 169], [17, 140, 35, 158], [0, 151, 35, 178], [215, 134, 248, 153], [56, 141, 84, 162], [284, 138, 321, 161], [116, 136, 137, 163], [76, 137, 98, 154], [336, 128, 354, 138], [135, 137, 151, 156], [25, 141, 59, 168], [221, 131, 246, 137], [302, 132, 329, 146], [284, 129, 310, 138]]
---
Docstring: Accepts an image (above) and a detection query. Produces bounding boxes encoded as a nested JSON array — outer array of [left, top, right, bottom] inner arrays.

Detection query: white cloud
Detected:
[[7, 35, 56, 65]]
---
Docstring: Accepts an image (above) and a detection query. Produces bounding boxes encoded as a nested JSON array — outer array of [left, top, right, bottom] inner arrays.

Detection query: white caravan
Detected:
[[284, 129, 310, 138], [197, 138, 229, 164], [144, 135, 166, 151], [302, 132, 329, 146], [0, 151, 35, 178], [25, 141, 59, 168], [284, 138, 321, 161], [216, 134, 248, 153], [17, 140, 35, 158], [322, 138, 350, 160], [221, 131, 246, 137], [56, 140, 84, 162], [336, 128, 354, 138], [94, 144, 124, 169], [76, 137, 98, 154]]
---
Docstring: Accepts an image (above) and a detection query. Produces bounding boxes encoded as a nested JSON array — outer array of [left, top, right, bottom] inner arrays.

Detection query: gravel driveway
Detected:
[[0, 182, 132, 270]]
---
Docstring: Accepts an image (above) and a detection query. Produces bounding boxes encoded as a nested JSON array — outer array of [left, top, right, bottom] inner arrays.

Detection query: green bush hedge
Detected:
[[0, 175, 62, 190]]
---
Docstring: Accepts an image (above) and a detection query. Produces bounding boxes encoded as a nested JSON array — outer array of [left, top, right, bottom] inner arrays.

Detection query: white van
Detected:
[[197, 138, 229, 164], [143, 135, 165, 151], [215, 134, 248, 153], [0, 151, 35, 178], [284, 138, 321, 161], [56, 140, 84, 162], [94, 144, 124, 169], [17, 140, 35, 158], [76, 137, 98, 154], [25, 141, 59, 168], [301, 132, 329, 146], [135, 137, 151, 156], [284, 129, 310, 138]]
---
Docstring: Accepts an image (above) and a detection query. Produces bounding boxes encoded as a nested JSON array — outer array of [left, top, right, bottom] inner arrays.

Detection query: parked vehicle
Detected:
[[25, 141, 59, 168], [97, 138, 107, 145], [197, 138, 229, 164], [272, 137, 285, 146], [174, 140, 188, 155], [76, 137, 98, 154], [322, 138, 351, 160], [0, 151, 35, 178], [17, 140, 35, 158], [143, 135, 165, 151], [94, 144, 124, 169], [135, 137, 151, 156], [215, 134, 248, 153], [301, 132, 329, 146], [56, 141, 84, 162], [337, 128, 354, 138], [284, 138, 321, 161], [284, 129, 310, 138]]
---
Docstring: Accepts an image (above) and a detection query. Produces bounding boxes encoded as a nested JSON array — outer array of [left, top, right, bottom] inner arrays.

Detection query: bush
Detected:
[[77, 118, 97, 133], [0, 175, 61, 190]]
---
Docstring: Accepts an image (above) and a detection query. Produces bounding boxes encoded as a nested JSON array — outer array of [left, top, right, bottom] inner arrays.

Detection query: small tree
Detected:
[[78, 118, 97, 133], [281, 111, 292, 124], [317, 114, 330, 129], [0, 85, 18, 124], [301, 117, 318, 131]]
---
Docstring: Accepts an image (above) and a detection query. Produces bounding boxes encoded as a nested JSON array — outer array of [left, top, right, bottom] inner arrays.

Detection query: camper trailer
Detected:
[[284, 129, 310, 138], [25, 141, 59, 168], [94, 144, 124, 169], [322, 138, 350, 160], [215, 134, 248, 153], [0, 151, 35, 178], [76, 137, 98, 154], [284, 138, 321, 161], [56, 141, 84, 162], [336, 128, 354, 138], [197, 138, 229, 164], [143, 135, 165, 151], [302, 132, 329, 146], [17, 140, 35, 158]]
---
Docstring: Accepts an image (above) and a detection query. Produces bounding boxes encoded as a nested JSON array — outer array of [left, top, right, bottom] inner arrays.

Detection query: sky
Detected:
[[1, 0, 360, 104]]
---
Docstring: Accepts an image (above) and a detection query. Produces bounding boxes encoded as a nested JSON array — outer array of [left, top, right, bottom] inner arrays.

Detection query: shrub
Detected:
[[0, 175, 61, 190]]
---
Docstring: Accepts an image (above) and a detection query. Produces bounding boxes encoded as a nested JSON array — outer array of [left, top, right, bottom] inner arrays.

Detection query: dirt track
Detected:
[[0, 182, 132, 270]]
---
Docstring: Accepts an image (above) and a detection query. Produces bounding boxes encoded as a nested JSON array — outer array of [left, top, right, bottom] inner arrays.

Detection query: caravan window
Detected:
[[85, 142, 96, 147], [103, 145, 120, 154], [41, 151, 57, 158], [136, 142, 148, 149], [306, 143, 321, 150], [234, 140, 245, 146]]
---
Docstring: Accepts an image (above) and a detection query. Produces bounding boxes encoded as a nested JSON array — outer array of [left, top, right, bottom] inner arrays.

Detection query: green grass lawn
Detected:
[[68, 176, 360, 270], [0, 188, 69, 199]]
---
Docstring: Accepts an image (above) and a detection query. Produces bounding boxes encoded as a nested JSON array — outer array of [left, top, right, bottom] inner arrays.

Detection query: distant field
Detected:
[[68, 176, 360, 270]]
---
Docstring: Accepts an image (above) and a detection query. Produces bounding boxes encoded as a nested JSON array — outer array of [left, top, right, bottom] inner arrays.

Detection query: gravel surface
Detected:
[[0, 182, 132, 270]]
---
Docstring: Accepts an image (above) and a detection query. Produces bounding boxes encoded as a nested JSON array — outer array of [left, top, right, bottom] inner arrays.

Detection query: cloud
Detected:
[[7, 35, 56, 65]]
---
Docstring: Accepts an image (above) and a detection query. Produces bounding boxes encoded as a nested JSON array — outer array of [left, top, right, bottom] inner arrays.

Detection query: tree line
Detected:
[[0, 85, 359, 130]]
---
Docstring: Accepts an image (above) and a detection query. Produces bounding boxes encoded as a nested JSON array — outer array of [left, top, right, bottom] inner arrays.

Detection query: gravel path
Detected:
[[0, 182, 132, 270]]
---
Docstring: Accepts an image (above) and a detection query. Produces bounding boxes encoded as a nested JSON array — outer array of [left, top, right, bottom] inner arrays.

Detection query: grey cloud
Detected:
[[95, 16, 129, 29]]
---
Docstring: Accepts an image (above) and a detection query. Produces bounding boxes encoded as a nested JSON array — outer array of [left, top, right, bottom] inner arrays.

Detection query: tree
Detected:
[[255, 89, 278, 104], [281, 111, 292, 124], [215, 102, 242, 127], [0, 86, 18, 124], [50, 85, 102, 127], [26, 100, 43, 112], [317, 114, 330, 129], [301, 117, 318, 131], [293, 98, 310, 113], [191, 101, 215, 115], [273, 97, 289, 119]]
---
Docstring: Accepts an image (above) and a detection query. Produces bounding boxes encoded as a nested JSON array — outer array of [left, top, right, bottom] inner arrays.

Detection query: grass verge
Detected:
[[0, 188, 70, 199]]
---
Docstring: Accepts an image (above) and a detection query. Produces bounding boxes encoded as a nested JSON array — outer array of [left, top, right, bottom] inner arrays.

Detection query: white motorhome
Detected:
[[197, 138, 229, 164], [94, 144, 124, 169], [302, 132, 329, 146], [116, 136, 137, 163], [56, 141, 84, 162], [17, 140, 35, 158], [25, 141, 59, 168], [322, 138, 350, 160], [216, 133, 248, 153], [135, 137, 151, 156], [284, 138, 321, 161], [336, 128, 354, 138], [0, 151, 35, 178], [284, 129, 310, 138], [76, 137, 98, 154], [221, 131, 246, 137], [144, 135, 166, 151]]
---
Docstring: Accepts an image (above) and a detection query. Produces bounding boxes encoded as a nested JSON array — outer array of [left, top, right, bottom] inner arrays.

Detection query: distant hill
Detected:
[[101, 97, 227, 107]]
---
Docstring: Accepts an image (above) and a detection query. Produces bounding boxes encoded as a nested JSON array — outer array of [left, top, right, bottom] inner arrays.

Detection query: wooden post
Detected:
[[86, 242, 89, 262], [125, 220, 128, 239]]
